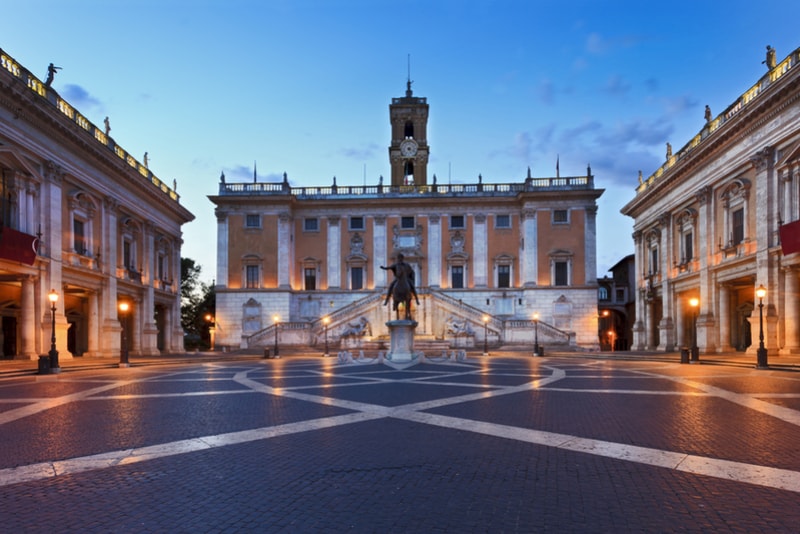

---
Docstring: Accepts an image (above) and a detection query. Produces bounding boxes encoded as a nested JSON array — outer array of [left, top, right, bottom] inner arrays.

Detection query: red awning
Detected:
[[780, 219, 800, 256], [0, 227, 38, 265]]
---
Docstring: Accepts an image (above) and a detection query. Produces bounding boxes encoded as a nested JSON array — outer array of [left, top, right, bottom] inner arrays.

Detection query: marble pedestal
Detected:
[[385, 320, 418, 362]]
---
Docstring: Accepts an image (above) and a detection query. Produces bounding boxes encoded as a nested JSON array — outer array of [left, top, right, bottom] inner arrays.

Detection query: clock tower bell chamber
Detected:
[[389, 80, 429, 187]]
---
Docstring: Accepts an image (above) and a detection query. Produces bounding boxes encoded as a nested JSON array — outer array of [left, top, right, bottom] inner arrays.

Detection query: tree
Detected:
[[181, 258, 215, 349]]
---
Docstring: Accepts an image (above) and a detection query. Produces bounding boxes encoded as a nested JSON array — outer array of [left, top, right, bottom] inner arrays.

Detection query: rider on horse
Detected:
[[381, 253, 420, 307]]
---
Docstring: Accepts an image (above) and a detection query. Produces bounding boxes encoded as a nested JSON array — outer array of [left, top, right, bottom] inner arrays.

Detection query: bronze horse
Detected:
[[381, 254, 419, 320]]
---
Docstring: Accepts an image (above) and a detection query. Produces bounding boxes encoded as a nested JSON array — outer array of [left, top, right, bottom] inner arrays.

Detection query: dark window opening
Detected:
[[351, 267, 363, 290], [304, 268, 316, 290], [554, 261, 568, 286], [732, 208, 744, 245], [452, 266, 464, 289], [498, 265, 510, 288]]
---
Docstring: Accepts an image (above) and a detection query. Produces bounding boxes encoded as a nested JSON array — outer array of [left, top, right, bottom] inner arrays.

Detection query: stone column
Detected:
[[19, 276, 36, 360], [326, 216, 340, 289], [215, 209, 228, 287], [717, 283, 734, 352], [278, 213, 292, 288], [751, 146, 778, 348], [427, 215, 441, 288], [584, 205, 598, 286], [102, 196, 121, 358], [695, 186, 715, 353], [373, 216, 386, 288], [782, 268, 800, 353], [87, 290, 99, 357], [522, 210, 537, 286], [473, 214, 487, 287]]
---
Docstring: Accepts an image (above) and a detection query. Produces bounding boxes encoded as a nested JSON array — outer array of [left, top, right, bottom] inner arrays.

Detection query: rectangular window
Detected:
[[245, 265, 259, 289], [554, 261, 568, 286], [304, 218, 319, 232], [650, 248, 658, 274], [495, 214, 511, 228], [245, 214, 260, 228], [732, 208, 744, 245], [351, 267, 363, 290], [401, 216, 415, 229], [616, 288, 625, 302], [123, 240, 132, 269], [450, 215, 465, 228], [553, 209, 568, 224], [451, 266, 464, 289], [497, 265, 510, 288], [349, 216, 364, 230], [304, 267, 316, 290], [157, 254, 165, 280], [73, 219, 86, 254], [684, 232, 693, 261]]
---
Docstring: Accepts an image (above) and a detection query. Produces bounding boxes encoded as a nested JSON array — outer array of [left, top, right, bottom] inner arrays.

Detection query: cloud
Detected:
[[586, 33, 609, 55], [60, 84, 101, 109], [227, 164, 281, 183], [661, 94, 699, 117], [595, 118, 673, 147], [340, 143, 380, 160], [537, 78, 555, 106], [604, 74, 631, 98]]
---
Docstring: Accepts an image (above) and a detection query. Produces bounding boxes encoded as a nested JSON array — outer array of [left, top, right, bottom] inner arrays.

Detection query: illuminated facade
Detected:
[[622, 46, 800, 356], [210, 84, 604, 351], [0, 49, 194, 360]]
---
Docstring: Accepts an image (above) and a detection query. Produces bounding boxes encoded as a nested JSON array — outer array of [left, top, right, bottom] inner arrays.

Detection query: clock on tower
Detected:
[[389, 79, 429, 187]]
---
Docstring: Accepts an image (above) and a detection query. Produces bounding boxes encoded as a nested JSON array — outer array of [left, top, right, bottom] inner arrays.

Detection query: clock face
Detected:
[[400, 139, 418, 157]]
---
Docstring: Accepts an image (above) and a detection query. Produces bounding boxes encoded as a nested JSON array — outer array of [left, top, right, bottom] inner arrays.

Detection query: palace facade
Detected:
[[0, 49, 194, 360], [622, 46, 800, 358], [210, 83, 604, 351]]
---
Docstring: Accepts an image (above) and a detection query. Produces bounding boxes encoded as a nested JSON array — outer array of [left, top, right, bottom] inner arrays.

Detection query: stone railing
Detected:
[[218, 175, 594, 197]]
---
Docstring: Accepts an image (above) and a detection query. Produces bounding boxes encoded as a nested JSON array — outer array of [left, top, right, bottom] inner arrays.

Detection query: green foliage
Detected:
[[181, 258, 215, 349]]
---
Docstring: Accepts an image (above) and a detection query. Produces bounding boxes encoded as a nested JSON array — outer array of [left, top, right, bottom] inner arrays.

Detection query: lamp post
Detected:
[[48, 289, 60, 373], [533, 312, 541, 357], [482, 315, 489, 356], [273, 314, 280, 358], [118, 301, 130, 367], [205, 313, 215, 351], [322, 316, 330, 357], [599, 310, 609, 350], [689, 297, 699, 363], [756, 284, 768, 369]]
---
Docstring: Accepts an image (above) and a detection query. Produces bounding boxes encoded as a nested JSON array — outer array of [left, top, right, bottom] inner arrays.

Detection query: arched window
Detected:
[[404, 121, 414, 138]]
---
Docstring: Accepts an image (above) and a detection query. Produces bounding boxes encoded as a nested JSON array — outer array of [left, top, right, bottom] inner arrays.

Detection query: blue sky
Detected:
[[4, 0, 799, 283]]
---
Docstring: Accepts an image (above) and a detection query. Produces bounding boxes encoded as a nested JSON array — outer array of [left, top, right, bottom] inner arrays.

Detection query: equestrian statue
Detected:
[[381, 253, 420, 320]]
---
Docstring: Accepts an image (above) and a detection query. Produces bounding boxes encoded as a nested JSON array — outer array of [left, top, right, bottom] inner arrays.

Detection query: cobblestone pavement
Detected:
[[1, 354, 799, 532]]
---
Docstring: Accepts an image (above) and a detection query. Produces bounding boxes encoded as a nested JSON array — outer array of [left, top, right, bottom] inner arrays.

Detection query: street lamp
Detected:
[[118, 301, 130, 367], [599, 310, 609, 350], [533, 312, 541, 356], [689, 297, 699, 363], [273, 314, 280, 358], [48, 289, 60, 373], [756, 284, 768, 369], [482, 315, 490, 356], [322, 316, 330, 357]]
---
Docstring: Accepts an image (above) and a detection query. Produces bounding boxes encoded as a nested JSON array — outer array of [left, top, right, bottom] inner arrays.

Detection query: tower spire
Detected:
[[406, 54, 413, 97]]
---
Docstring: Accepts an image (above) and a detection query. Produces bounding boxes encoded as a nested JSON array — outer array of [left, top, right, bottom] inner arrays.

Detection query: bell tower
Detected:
[[389, 78, 429, 187]]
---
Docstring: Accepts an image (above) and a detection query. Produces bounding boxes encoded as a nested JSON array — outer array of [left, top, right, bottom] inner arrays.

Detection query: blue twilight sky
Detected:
[[3, 1, 799, 283]]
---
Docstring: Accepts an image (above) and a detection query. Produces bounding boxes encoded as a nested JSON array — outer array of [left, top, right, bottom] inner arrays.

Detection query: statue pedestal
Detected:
[[385, 320, 418, 362]]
